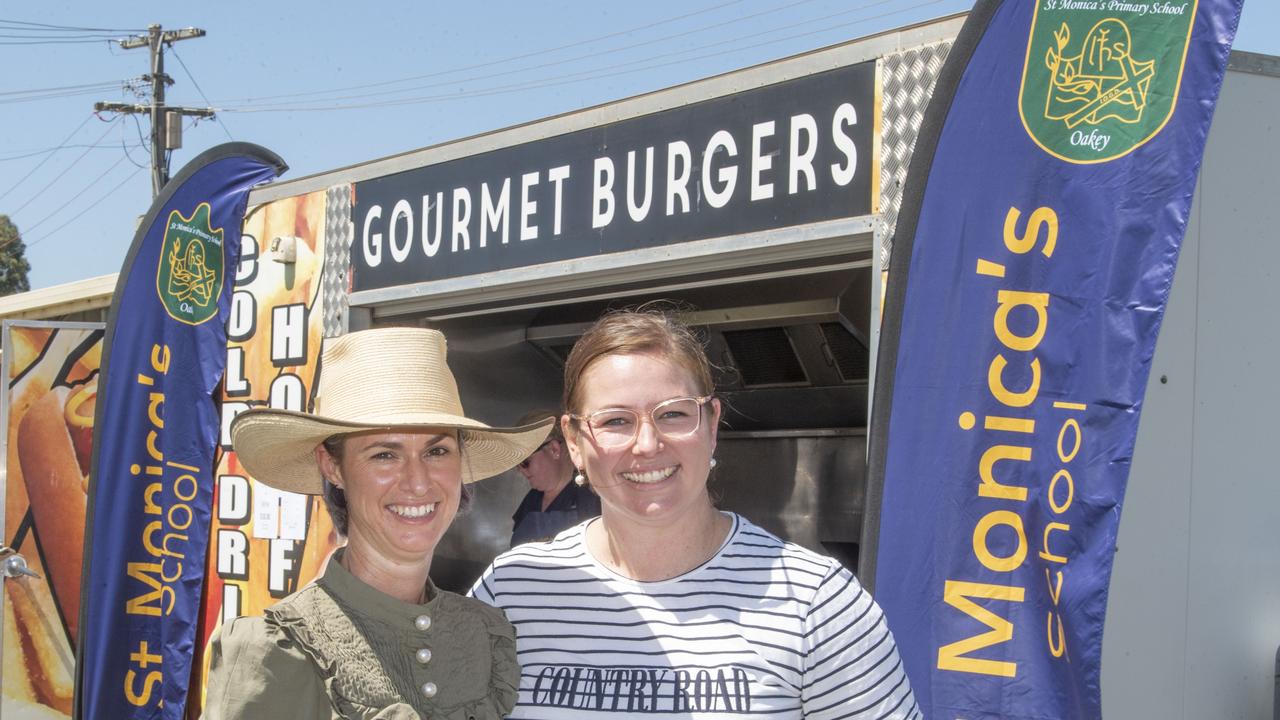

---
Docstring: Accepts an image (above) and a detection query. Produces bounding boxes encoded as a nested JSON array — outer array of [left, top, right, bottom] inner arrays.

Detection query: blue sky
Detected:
[[2, 1, 1273, 290]]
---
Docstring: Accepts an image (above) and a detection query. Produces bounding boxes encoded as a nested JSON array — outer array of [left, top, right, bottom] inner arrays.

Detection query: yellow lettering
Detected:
[[1049, 469, 1074, 514], [978, 445, 1031, 501], [1038, 521, 1071, 564], [994, 290, 1050, 352], [147, 392, 165, 430], [130, 641, 161, 667], [973, 510, 1027, 572], [125, 562, 175, 616], [1045, 568, 1064, 604], [937, 580, 1026, 677], [141, 521, 171, 559], [1057, 418, 1082, 463], [976, 258, 1006, 277], [1047, 612, 1068, 658], [124, 669, 162, 707], [173, 473, 198, 501], [984, 415, 1035, 434], [150, 344, 171, 374], [987, 354, 1042, 408], [168, 502, 192, 531], [1003, 206, 1058, 257], [145, 430, 162, 462], [161, 557, 182, 583], [143, 482, 162, 515]]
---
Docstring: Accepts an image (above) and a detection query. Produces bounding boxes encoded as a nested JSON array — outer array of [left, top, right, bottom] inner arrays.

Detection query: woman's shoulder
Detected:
[[212, 612, 320, 673], [470, 524, 594, 603], [437, 589, 513, 631], [214, 614, 287, 653], [723, 513, 847, 576], [204, 615, 327, 718], [492, 521, 591, 567]]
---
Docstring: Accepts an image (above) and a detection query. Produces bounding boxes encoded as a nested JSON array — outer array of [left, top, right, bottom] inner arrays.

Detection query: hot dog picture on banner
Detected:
[[2, 322, 103, 720]]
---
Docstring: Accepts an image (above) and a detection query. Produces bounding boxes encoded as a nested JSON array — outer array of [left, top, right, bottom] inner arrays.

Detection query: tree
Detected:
[[0, 215, 31, 296]]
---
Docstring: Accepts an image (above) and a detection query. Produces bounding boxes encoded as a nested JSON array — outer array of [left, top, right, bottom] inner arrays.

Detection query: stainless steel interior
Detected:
[[400, 265, 873, 592]]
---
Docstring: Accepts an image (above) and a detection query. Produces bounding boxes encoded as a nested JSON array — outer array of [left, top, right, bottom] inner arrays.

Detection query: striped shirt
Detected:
[[470, 513, 920, 719]]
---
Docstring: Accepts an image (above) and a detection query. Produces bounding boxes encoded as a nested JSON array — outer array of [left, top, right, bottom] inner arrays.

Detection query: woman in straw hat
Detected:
[[471, 308, 919, 719], [204, 327, 552, 720]]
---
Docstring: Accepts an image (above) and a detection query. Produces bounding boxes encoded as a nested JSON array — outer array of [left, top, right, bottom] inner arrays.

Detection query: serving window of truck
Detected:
[[228, 18, 963, 597]]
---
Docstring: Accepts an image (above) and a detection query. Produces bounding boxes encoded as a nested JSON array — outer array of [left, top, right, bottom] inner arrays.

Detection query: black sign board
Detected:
[[353, 61, 875, 292]]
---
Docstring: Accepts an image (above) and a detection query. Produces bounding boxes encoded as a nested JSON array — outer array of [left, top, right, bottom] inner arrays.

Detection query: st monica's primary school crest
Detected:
[[1019, 1, 1197, 164], [156, 202, 224, 325]]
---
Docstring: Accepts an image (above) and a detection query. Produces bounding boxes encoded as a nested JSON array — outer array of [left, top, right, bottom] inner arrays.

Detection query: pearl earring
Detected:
[[709, 457, 718, 469], [574, 471, 586, 486]]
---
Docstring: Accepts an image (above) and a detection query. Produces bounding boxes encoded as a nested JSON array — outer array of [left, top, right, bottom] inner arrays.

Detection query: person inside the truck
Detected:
[[509, 408, 601, 547], [471, 306, 921, 719], [204, 327, 553, 719]]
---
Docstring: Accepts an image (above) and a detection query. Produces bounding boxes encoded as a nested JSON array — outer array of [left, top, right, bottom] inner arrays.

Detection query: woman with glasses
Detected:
[[509, 410, 601, 547], [471, 308, 920, 719]]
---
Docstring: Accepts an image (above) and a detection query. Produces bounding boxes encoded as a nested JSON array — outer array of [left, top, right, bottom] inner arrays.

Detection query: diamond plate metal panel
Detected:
[[878, 41, 952, 269], [322, 184, 352, 337]]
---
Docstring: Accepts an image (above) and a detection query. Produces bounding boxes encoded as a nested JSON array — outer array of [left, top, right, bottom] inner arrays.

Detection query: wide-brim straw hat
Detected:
[[230, 327, 553, 494]]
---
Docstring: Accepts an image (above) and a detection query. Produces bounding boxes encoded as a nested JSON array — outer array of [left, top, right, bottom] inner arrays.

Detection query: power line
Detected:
[[0, 114, 95, 200], [0, 85, 122, 105], [0, 32, 124, 40], [119, 120, 150, 169], [0, 115, 96, 170], [169, 45, 233, 141], [0, 81, 119, 96], [0, 147, 84, 163], [207, 0, 752, 107], [129, 113, 149, 149], [215, 0, 823, 111], [18, 166, 146, 251], [0, 38, 119, 46], [0, 139, 144, 163], [20, 153, 131, 235], [94, 24, 214, 196], [7, 116, 119, 214], [220, 0, 944, 114], [0, 19, 146, 33], [8, 115, 198, 252]]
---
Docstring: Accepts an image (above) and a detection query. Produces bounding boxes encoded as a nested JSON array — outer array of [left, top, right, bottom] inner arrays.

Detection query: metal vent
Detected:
[[820, 322, 869, 382], [722, 327, 807, 387]]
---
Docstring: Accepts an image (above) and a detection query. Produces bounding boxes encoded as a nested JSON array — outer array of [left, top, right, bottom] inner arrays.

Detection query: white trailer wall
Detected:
[[1102, 60, 1280, 719]]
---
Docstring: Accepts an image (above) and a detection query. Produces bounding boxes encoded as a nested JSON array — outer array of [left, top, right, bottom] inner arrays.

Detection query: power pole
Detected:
[[95, 24, 215, 197]]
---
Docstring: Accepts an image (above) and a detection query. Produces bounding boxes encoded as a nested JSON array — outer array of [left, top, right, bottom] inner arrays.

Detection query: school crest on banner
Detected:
[[156, 203, 224, 325], [1019, 1, 1198, 163]]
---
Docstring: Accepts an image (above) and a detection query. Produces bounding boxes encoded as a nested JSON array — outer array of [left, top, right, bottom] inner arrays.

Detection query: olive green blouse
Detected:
[[203, 551, 519, 719]]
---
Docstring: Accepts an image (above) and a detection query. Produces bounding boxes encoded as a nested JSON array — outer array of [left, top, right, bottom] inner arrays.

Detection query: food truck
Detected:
[[1, 12, 1276, 719]]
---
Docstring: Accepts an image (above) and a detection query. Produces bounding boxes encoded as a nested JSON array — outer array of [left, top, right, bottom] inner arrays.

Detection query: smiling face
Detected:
[[564, 351, 720, 528], [316, 429, 462, 568]]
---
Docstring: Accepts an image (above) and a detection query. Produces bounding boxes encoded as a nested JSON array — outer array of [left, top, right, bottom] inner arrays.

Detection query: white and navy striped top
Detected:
[[470, 513, 920, 719]]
